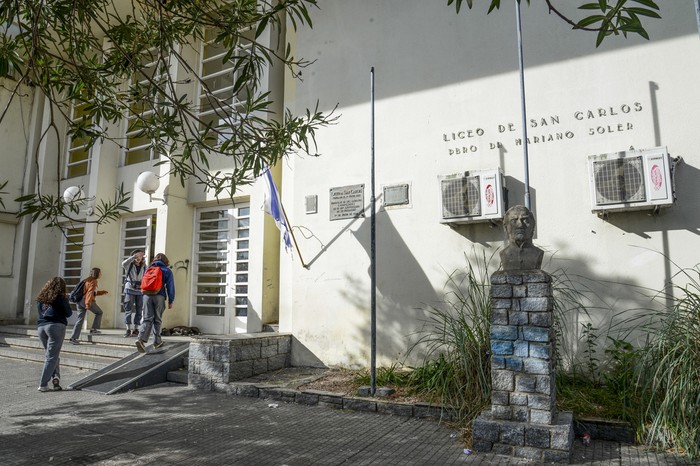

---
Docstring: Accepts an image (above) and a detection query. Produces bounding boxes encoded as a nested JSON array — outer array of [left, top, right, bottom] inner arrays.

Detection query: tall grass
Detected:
[[406, 249, 495, 424], [635, 267, 700, 459], [407, 249, 699, 460]]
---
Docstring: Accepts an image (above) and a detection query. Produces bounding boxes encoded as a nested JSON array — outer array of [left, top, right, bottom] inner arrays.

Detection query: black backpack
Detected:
[[69, 280, 86, 303]]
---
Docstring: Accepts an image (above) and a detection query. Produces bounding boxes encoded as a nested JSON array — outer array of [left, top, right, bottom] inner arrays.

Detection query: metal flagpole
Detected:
[[516, 0, 531, 210], [279, 201, 309, 269], [370, 66, 377, 397]]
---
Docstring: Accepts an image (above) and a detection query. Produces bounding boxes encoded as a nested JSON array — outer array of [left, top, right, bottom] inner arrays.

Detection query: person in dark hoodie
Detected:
[[135, 253, 175, 353], [36, 277, 73, 392]]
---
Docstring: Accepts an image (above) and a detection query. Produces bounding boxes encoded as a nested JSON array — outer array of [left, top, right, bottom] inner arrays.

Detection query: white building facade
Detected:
[[2, 1, 699, 368]]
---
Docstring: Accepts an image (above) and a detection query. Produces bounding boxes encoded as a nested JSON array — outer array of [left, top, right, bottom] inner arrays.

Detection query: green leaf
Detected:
[[631, 0, 659, 8], [577, 15, 607, 28], [596, 28, 608, 47], [255, 17, 269, 39], [579, 3, 605, 10], [624, 7, 661, 18]]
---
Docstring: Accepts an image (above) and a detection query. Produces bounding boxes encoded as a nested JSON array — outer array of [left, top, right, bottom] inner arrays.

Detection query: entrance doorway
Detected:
[[116, 215, 156, 328], [191, 204, 250, 334]]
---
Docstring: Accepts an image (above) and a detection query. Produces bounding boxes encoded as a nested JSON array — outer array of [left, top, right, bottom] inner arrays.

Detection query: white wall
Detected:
[[283, 1, 700, 367], [0, 82, 36, 321]]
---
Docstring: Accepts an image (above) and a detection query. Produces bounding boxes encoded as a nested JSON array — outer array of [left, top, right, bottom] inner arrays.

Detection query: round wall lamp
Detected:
[[136, 171, 166, 204], [62, 185, 84, 204], [62, 185, 94, 216]]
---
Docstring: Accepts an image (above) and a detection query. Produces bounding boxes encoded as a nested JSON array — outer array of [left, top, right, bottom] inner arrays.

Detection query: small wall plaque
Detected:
[[305, 195, 318, 214], [383, 183, 410, 207]]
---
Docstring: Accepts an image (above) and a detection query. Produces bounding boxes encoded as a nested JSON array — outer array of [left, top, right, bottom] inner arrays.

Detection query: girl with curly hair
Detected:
[[36, 276, 73, 392]]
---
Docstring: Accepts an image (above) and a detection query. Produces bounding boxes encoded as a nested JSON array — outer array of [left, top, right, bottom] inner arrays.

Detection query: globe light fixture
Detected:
[[136, 171, 166, 204], [62, 186, 94, 216], [62, 185, 83, 204]]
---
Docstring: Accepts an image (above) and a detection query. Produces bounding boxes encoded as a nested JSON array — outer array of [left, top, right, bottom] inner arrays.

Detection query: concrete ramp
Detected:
[[69, 342, 189, 394]]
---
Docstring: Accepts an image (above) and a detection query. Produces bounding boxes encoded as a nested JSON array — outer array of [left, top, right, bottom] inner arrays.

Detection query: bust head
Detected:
[[500, 205, 543, 271], [504, 205, 535, 247]]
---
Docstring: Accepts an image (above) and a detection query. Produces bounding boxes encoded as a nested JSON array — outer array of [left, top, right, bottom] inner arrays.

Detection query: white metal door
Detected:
[[59, 226, 85, 325], [116, 215, 156, 328], [191, 205, 250, 334]]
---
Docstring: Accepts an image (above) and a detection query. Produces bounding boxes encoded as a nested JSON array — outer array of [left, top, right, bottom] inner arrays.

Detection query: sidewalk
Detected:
[[0, 357, 692, 465]]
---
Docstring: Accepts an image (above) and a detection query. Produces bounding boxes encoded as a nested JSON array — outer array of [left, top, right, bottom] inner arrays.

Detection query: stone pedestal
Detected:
[[472, 270, 573, 463]]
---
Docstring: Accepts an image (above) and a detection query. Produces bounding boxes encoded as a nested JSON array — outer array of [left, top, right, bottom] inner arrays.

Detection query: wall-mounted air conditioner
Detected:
[[588, 146, 675, 214], [439, 168, 506, 224]]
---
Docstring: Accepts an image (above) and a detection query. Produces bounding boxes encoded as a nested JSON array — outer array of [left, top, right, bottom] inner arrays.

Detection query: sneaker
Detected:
[[124, 329, 132, 338], [52, 377, 62, 391], [69, 339, 80, 345], [135, 340, 146, 353], [154, 341, 165, 349], [89, 329, 101, 334], [131, 330, 139, 337], [37, 386, 51, 392]]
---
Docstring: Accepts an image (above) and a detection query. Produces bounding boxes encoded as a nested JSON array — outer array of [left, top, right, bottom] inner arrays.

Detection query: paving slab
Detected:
[[0, 356, 693, 465]]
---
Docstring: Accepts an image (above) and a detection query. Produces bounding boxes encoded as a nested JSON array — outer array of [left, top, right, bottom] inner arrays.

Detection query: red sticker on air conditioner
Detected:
[[485, 184, 495, 207], [650, 164, 663, 191]]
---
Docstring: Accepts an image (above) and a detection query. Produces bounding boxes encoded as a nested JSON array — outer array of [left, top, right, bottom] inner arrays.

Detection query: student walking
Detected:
[[136, 253, 175, 353], [69, 268, 108, 344], [122, 249, 146, 337], [35, 277, 73, 392]]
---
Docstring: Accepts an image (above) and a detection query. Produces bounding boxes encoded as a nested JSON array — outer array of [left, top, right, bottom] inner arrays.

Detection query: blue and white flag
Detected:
[[263, 169, 293, 254]]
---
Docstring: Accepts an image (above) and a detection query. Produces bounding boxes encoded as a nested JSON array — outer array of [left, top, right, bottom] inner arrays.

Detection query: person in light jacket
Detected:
[[122, 249, 146, 337], [36, 277, 73, 392], [69, 267, 108, 344]]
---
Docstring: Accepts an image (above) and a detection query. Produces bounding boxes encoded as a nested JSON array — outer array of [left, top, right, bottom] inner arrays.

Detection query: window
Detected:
[[194, 205, 250, 317], [198, 27, 255, 147], [124, 50, 165, 165], [65, 99, 92, 178], [60, 226, 85, 299]]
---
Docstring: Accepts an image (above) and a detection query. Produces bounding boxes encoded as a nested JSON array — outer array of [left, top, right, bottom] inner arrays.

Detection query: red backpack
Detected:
[[140, 266, 163, 295]]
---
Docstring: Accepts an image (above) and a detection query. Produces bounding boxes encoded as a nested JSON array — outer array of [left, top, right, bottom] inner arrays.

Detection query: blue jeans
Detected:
[[138, 294, 165, 345], [37, 322, 66, 387], [123, 292, 143, 327], [70, 299, 103, 340]]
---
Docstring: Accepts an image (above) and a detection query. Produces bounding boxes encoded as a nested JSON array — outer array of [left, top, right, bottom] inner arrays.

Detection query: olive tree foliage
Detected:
[[449, 0, 661, 47], [0, 0, 334, 228]]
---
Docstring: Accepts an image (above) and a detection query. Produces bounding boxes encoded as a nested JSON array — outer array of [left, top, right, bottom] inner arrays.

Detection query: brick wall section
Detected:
[[188, 334, 292, 389], [489, 269, 556, 424], [472, 270, 573, 464], [186, 335, 455, 422]]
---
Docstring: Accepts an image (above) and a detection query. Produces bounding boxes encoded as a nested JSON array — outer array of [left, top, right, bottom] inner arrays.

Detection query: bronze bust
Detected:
[[500, 205, 544, 271]]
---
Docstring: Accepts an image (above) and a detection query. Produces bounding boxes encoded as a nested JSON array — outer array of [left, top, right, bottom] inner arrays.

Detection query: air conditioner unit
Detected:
[[439, 168, 505, 224], [588, 146, 675, 213]]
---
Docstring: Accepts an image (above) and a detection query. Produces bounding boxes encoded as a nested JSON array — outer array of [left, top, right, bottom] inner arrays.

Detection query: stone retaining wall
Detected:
[[213, 382, 454, 421], [188, 334, 292, 391]]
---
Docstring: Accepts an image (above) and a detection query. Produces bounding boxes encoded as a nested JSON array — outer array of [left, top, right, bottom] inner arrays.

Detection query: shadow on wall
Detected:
[[598, 160, 700, 237], [340, 211, 681, 372], [336, 210, 440, 366], [298, 2, 697, 110]]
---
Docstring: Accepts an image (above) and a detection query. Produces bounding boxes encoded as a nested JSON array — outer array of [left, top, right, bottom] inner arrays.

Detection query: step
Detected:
[[0, 325, 192, 374], [167, 369, 188, 384], [0, 345, 115, 371], [0, 334, 135, 359]]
